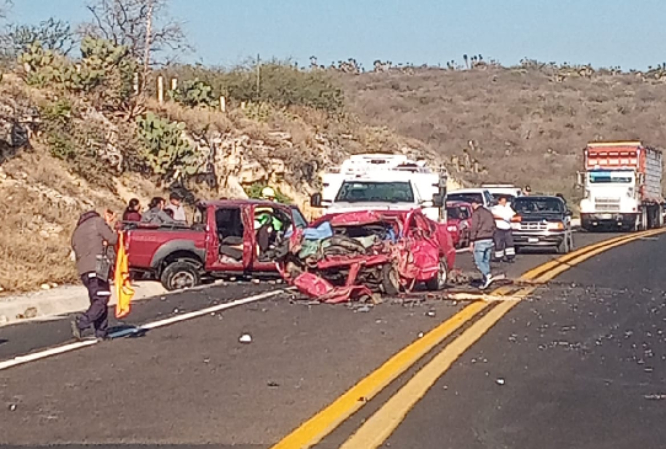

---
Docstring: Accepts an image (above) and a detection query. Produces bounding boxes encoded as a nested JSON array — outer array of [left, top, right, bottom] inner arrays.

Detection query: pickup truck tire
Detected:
[[425, 259, 448, 291], [381, 264, 400, 296], [160, 261, 201, 291]]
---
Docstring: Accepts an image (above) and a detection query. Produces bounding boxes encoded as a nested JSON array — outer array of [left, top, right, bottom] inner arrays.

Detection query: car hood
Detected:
[[328, 202, 418, 213]]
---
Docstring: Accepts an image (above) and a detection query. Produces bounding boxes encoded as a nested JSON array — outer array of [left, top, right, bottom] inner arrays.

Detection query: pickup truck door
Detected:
[[205, 205, 252, 272]]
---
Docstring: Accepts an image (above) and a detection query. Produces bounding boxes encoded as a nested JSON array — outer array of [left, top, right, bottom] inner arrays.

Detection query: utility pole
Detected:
[[141, 0, 155, 95], [256, 53, 261, 100]]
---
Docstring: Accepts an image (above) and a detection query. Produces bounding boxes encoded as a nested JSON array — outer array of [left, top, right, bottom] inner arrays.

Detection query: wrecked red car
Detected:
[[445, 201, 473, 249], [278, 209, 456, 303]]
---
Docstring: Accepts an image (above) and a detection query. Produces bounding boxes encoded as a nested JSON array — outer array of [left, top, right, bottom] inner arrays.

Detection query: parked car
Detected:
[[124, 200, 308, 290], [510, 196, 574, 254], [445, 201, 473, 248], [278, 209, 456, 302], [447, 188, 495, 209]]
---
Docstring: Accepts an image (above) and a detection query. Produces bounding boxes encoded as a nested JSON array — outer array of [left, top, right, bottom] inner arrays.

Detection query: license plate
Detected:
[[600, 214, 612, 219], [528, 237, 539, 243]]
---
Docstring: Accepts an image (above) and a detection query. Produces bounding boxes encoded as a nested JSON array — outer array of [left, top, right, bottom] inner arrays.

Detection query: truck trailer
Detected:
[[579, 141, 663, 231]]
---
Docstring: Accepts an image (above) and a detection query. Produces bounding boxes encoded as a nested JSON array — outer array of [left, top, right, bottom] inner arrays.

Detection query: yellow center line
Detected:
[[339, 289, 533, 449], [337, 229, 665, 449], [269, 300, 489, 449]]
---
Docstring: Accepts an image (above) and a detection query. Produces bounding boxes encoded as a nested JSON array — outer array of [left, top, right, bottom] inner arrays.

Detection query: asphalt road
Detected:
[[379, 232, 666, 449], [0, 231, 635, 447]]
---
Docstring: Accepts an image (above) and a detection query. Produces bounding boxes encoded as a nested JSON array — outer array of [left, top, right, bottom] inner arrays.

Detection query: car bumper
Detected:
[[581, 213, 637, 226], [513, 231, 566, 247]]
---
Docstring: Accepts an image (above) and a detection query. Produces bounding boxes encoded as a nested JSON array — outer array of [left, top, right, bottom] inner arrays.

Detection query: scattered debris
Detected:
[[239, 333, 253, 344], [644, 394, 666, 400], [40, 283, 51, 290], [267, 381, 280, 388], [8, 404, 17, 411], [426, 310, 436, 317], [418, 332, 425, 338], [496, 378, 505, 385]]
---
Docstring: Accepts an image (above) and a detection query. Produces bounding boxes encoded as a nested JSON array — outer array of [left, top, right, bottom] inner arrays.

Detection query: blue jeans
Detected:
[[473, 239, 494, 278]]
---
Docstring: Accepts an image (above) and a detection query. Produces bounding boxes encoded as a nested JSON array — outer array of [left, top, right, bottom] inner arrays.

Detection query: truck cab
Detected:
[[578, 141, 663, 231], [313, 154, 448, 221], [125, 200, 308, 290]]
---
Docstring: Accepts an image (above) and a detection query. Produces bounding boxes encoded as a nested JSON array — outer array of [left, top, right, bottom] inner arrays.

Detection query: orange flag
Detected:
[[114, 232, 135, 319]]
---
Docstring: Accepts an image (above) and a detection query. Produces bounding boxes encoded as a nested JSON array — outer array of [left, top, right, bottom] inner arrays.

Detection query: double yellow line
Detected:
[[271, 229, 665, 449]]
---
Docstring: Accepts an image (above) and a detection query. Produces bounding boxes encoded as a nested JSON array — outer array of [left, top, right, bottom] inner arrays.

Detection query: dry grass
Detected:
[[338, 68, 666, 203], [0, 150, 125, 292]]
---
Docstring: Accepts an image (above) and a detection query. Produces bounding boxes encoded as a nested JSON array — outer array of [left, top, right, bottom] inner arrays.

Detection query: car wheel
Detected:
[[425, 259, 448, 291], [381, 264, 400, 296], [160, 261, 201, 291]]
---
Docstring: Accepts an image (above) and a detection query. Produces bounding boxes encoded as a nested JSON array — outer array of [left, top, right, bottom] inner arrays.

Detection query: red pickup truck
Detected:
[[124, 199, 308, 290]]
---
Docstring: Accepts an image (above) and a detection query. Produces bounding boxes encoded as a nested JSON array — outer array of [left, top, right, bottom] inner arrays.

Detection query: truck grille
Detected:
[[520, 222, 548, 231], [594, 197, 621, 211]]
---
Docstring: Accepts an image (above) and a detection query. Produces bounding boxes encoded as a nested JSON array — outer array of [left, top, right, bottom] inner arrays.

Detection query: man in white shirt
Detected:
[[165, 192, 187, 224], [492, 195, 516, 263]]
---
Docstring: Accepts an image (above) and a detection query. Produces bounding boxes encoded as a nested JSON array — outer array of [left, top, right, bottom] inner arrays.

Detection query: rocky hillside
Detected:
[[338, 63, 666, 200]]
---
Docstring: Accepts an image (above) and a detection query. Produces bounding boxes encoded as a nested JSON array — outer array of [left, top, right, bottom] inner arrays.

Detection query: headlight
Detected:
[[547, 222, 565, 231]]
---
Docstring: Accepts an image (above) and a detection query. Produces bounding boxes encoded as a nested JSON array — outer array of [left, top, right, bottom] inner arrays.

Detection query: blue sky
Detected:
[[11, 0, 666, 70]]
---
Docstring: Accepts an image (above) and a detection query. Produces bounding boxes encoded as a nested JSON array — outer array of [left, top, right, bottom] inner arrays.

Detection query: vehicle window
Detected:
[[446, 207, 461, 219], [484, 191, 494, 205], [513, 198, 564, 214], [447, 193, 482, 205], [215, 207, 244, 237], [193, 206, 206, 225], [459, 207, 470, 219], [291, 208, 308, 229], [589, 171, 633, 183], [335, 181, 415, 203]]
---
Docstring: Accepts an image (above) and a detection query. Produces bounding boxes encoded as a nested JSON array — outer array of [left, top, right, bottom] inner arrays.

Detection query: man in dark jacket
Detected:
[[469, 197, 497, 289], [71, 210, 118, 340]]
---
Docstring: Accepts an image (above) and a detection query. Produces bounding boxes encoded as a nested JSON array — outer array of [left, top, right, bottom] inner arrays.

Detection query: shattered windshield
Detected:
[[335, 181, 415, 203]]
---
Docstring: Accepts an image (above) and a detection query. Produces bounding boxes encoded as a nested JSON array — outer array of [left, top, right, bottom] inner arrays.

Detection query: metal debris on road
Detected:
[[496, 378, 506, 385], [8, 404, 17, 411], [417, 332, 425, 338], [239, 334, 253, 344], [426, 310, 436, 317]]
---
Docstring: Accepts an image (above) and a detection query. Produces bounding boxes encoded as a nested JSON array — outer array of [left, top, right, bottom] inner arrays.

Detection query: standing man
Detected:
[[71, 209, 118, 340], [165, 192, 187, 223], [492, 195, 516, 263], [469, 197, 497, 289]]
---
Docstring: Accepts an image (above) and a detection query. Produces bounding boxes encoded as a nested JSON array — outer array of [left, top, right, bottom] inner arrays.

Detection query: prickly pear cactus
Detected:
[[136, 112, 200, 179], [168, 78, 215, 107]]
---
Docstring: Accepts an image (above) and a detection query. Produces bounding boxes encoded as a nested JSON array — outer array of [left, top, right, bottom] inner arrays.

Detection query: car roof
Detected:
[[446, 200, 472, 207], [514, 195, 563, 202], [199, 199, 290, 208], [448, 188, 489, 194]]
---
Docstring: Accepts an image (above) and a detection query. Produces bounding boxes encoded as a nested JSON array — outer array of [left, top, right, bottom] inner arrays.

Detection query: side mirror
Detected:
[[310, 193, 323, 208], [575, 172, 585, 187], [432, 194, 445, 208]]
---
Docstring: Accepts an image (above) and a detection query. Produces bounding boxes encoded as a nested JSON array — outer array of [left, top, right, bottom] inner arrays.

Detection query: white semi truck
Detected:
[[311, 154, 448, 221], [578, 141, 664, 231]]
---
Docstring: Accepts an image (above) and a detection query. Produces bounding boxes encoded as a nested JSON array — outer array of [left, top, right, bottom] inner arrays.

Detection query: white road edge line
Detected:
[[0, 289, 283, 372]]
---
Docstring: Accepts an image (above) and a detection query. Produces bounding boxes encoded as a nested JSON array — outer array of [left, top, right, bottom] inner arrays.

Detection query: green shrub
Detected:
[[161, 61, 344, 113]]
